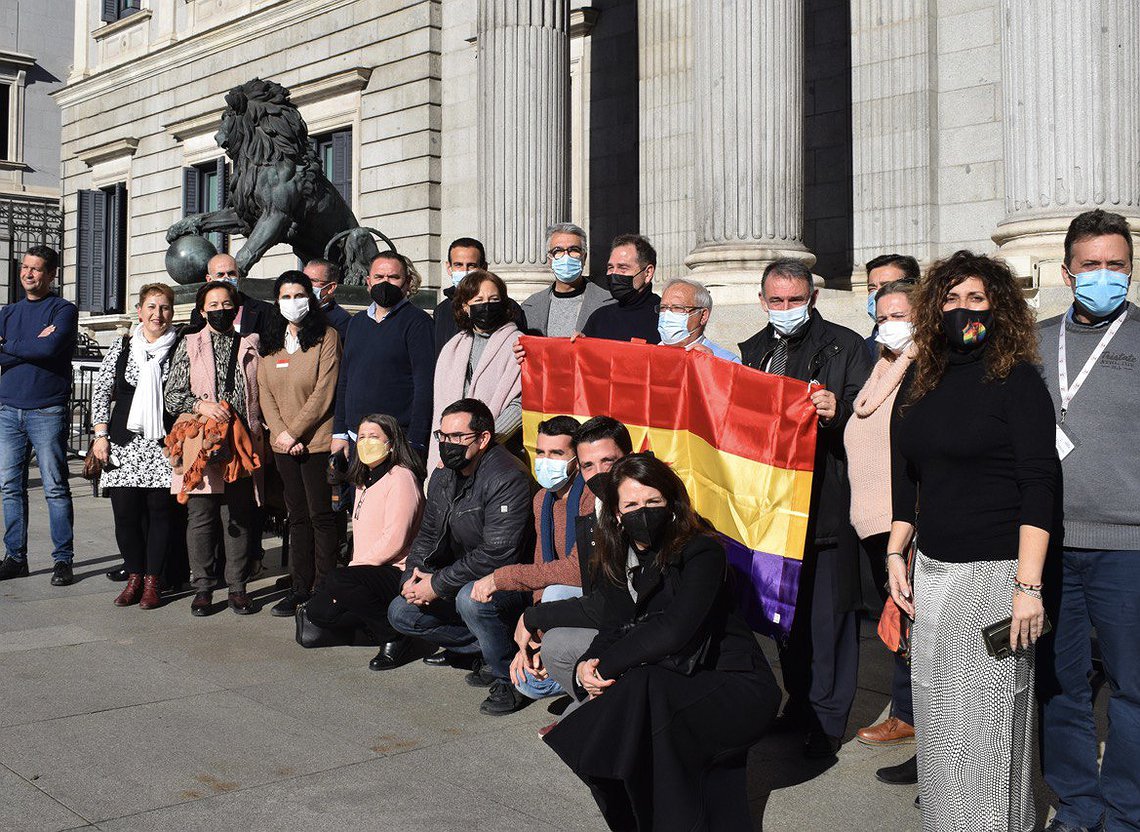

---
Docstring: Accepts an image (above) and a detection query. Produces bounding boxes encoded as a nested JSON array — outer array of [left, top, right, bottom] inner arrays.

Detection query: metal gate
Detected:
[[1, 198, 64, 304]]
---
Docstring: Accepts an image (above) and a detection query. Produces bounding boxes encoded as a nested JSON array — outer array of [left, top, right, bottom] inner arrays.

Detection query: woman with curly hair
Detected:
[[885, 251, 1060, 831], [256, 270, 340, 616], [517, 453, 780, 831]]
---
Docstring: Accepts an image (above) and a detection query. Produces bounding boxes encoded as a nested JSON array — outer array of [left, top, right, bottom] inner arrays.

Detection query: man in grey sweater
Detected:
[[1038, 208, 1140, 832], [520, 223, 614, 337]]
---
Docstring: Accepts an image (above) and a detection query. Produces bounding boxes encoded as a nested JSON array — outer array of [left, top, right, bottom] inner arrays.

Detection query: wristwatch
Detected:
[[93, 430, 110, 439]]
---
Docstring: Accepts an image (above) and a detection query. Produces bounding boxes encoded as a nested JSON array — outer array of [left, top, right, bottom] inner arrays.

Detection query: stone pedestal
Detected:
[[993, 0, 1140, 288], [684, 0, 813, 304], [477, 1, 570, 299]]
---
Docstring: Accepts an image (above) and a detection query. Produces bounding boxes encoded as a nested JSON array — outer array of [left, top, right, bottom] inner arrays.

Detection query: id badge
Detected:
[[1056, 424, 1075, 461]]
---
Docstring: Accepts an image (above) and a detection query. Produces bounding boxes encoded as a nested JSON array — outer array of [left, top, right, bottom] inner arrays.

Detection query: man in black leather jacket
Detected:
[[387, 398, 535, 715], [739, 258, 872, 759]]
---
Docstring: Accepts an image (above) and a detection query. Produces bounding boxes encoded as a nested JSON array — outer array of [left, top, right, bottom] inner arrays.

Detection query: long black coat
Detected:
[[530, 534, 780, 832]]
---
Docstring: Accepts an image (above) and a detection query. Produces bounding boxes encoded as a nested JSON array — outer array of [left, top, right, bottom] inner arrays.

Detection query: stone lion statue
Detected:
[[166, 78, 378, 282]]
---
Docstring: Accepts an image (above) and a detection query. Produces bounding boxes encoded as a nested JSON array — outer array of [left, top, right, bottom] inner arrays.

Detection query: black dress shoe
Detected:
[[876, 754, 917, 785], [191, 591, 213, 616], [422, 650, 479, 669], [50, 561, 74, 586], [270, 589, 307, 618], [106, 567, 128, 582], [803, 728, 842, 760], [480, 679, 526, 715], [0, 557, 29, 581], [369, 638, 412, 671]]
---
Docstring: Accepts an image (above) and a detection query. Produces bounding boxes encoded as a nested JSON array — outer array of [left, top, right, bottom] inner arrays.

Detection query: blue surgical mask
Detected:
[[657, 310, 693, 345], [450, 270, 469, 288], [768, 303, 812, 337], [1072, 268, 1130, 317], [866, 292, 877, 321], [552, 255, 584, 284], [535, 457, 572, 491]]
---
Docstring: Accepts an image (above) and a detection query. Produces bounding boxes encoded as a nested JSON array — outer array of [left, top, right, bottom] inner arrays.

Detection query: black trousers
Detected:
[[306, 564, 402, 642], [778, 541, 860, 738], [862, 532, 915, 726], [274, 451, 335, 594], [108, 487, 173, 577]]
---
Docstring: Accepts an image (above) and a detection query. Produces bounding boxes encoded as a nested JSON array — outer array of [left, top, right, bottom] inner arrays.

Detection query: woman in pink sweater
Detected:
[[303, 414, 425, 669], [843, 278, 919, 783]]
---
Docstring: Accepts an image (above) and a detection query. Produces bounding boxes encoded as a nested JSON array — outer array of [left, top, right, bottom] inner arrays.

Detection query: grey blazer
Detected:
[[520, 280, 616, 336]]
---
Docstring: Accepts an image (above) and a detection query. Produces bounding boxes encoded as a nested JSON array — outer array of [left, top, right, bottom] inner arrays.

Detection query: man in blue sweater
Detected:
[[332, 251, 435, 460], [0, 246, 78, 585]]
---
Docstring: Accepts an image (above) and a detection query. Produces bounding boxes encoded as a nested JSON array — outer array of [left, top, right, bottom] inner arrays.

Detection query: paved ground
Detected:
[[1, 465, 937, 832]]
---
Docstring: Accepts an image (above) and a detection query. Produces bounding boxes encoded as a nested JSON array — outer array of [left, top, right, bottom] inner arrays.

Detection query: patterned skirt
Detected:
[[912, 552, 1037, 832]]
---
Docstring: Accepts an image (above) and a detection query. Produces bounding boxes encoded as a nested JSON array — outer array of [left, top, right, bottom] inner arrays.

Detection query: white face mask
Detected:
[[450, 270, 469, 288], [767, 302, 811, 337], [279, 296, 310, 323], [874, 320, 914, 354]]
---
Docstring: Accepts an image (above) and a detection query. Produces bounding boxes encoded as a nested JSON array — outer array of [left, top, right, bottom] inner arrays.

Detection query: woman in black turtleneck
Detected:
[[518, 453, 779, 832], [885, 251, 1060, 831]]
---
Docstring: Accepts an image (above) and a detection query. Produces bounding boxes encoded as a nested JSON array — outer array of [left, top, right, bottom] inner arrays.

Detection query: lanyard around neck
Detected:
[[1058, 309, 1126, 423]]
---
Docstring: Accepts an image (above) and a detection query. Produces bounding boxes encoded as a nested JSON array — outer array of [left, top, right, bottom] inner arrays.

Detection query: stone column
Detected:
[[477, 1, 570, 297], [850, 1, 937, 285], [993, 0, 1140, 293], [684, 0, 813, 304]]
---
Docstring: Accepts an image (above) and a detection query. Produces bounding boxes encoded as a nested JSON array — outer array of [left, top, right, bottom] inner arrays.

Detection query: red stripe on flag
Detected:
[[521, 336, 817, 472]]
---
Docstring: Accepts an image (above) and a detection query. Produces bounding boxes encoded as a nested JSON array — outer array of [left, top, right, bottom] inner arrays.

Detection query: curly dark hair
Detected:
[[346, 413, 426, 488], [258, 270, 330, 356], [591, 453, 715, 586], [451, 269, 515, 332], [907, 250, 1038, 404]]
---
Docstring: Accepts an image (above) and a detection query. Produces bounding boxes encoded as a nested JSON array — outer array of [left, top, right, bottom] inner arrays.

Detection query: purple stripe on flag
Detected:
[[721, 535, 801, 640]]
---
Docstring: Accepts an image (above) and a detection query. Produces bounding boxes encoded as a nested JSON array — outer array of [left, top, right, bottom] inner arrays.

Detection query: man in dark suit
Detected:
[[188, 253, 272, 337]]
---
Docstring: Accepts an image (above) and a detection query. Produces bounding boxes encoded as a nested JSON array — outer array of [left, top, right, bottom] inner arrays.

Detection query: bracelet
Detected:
[[1014, 578, 1042, 591], [93, 430, 109, 439], [885, 552, 907, 562], [1014, 583, 1043, 600]]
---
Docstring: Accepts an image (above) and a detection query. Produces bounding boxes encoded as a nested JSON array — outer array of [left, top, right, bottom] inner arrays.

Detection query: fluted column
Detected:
[[993, 0, 1140, 286], [850, 1, 936, 284], [477, 1, 570, 297], [685, 0, 813, 304]]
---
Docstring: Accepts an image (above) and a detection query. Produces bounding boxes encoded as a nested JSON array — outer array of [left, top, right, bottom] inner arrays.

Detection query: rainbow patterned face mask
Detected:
[[942, 308, 993, 351]]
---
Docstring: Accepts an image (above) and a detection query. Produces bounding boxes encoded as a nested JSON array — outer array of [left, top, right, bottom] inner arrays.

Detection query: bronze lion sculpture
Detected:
[[166, 78, 378, 282]]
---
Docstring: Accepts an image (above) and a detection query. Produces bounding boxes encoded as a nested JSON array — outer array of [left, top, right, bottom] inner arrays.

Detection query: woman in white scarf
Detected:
[[90, 284, 179, 610]]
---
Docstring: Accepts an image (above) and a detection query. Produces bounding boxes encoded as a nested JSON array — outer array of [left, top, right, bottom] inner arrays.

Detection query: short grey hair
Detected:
[[761, 258, 814, 294], [545, 222, 588, 255], [662, 277, 713, 311]]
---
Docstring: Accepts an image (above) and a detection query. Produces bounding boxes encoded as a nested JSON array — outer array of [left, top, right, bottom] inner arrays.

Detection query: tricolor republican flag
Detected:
[[520, 335, 818, 639]]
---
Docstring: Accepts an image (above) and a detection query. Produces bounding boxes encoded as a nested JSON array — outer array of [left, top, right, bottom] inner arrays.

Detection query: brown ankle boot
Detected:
[[114, 574, 144, 607], [139, 575, 162, 609]]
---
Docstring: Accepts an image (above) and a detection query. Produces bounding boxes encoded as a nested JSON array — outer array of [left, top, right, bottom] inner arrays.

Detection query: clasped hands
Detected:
[[401, 567, 439, 606]]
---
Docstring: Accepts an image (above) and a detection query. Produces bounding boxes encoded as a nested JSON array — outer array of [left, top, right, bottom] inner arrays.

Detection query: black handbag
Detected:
[[294, 603, 353, 649]]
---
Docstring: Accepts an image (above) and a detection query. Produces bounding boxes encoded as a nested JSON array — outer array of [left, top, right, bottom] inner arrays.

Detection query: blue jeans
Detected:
[[1040, 548, 1140, 832], [514, 584, 583, 700], [0, 404, 73, 563], [387, 579, 529, 681]]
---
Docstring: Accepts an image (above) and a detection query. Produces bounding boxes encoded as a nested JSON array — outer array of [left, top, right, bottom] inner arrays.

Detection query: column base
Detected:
[[684, 241, 816, 305], [486, 264, 556, 304], [992, 213, 1140, 288]]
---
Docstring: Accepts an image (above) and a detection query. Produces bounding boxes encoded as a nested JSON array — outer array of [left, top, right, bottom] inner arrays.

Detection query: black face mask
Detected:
[[439, 440, 472, 471], [942, 308, 994, 351], [206, 308, 238, 332], [370, 281, 405, 309], [620, 505, 671, 548], [608, 268, 646, 304], [468, 299, 509, 332], [585, 471, 611, 498]]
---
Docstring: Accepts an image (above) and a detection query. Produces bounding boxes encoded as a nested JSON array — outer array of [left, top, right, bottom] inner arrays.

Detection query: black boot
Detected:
[[369, 637, 412, 671], [875, 754, 918, 785]]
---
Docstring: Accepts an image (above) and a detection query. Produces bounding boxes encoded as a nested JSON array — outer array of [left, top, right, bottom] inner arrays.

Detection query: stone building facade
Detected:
[[56, 0, 1140, 343], [0, 0, 71, 304]]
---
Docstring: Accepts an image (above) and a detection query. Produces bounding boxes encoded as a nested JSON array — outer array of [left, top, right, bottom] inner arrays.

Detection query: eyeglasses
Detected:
[[433, 430, 480, 444], [654, 304, 706, 315], [548, 246, 585, 259]]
